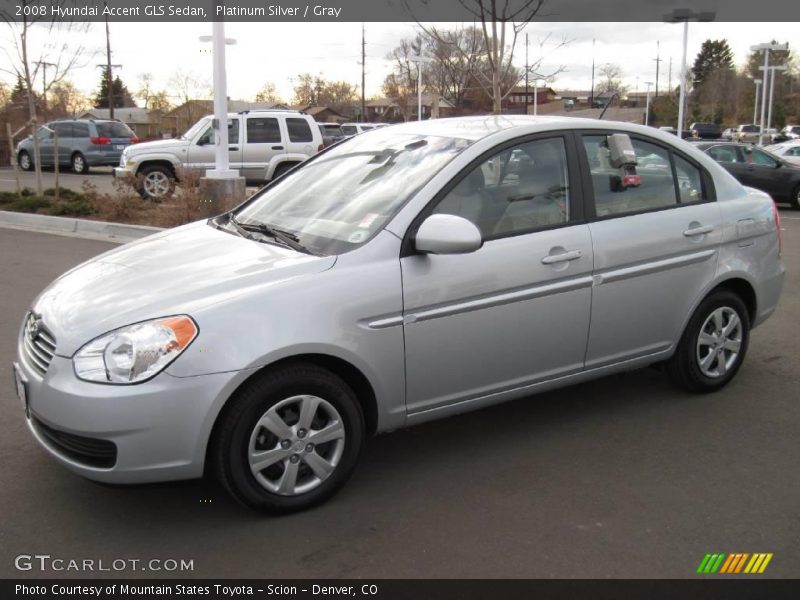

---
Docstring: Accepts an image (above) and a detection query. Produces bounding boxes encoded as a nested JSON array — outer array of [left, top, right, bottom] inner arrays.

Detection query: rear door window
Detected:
[[52, 123, 72, 138], [72, 122, 90, 138], [707, 145, 739, 163], [246, 118, 281, 143]]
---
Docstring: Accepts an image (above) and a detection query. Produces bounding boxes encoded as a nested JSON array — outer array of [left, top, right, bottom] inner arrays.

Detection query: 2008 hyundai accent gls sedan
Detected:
[[13, 116, 784, 513]]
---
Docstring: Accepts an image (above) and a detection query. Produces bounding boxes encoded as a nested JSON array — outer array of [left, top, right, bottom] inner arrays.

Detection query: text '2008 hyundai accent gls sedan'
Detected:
[[13, 116, 784, 513]]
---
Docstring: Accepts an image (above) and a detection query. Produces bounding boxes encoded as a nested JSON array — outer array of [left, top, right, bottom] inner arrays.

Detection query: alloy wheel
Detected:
[[248, 395, 345, 496], [143, 171, 171, 198], [696, 306, 743, 378]]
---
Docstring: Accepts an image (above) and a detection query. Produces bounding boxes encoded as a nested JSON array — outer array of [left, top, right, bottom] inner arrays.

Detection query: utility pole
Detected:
[[653, 41, 662, 97], [35, 61, 56, 112], [590, 38, 595, 107], [525, 33, 529, 114], [104, 10, 116, 118], [668, 57, 672, 95], [361, 24, 366, 122], [751, 42, 788, 144]]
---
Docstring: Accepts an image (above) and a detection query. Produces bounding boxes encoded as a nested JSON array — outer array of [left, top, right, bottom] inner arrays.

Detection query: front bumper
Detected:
[[113, 166, 135, 179], [15, 343, 246, 484]]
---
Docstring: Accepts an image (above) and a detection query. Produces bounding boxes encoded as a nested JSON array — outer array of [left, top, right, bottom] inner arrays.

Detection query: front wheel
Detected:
[[71, 152, 89, 175], [18, 151, 33, 171], [211, 362, 364, 513], [667, 290, 750, 393], [137, 165, 175, 200]]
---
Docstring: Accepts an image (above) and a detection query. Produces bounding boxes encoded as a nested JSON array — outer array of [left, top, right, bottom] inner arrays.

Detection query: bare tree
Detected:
[[49, 80, 89, 117], [255, 82, 283, 104], [136, 73, 155, 108], [413, 0, 569, 114], [424, 27, 486, 108], [168, 69, 211, 124], [1, 0, 92, 193], [596, 63, 627, 95], [383, 35, 425, 121]]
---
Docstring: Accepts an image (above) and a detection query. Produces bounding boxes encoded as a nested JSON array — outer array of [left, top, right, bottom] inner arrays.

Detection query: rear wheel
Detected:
[[211, 362, 364, 513], [18, 151, 33, 171], [71, 152, 89, 175], [791, 185, 800, 210], [137, 165, 175, 201], [667, 290, 750, 393]]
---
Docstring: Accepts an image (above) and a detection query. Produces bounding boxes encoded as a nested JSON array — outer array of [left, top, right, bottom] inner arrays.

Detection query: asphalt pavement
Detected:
[[0, 166, 119, 196], [0, 214, 798, 579]]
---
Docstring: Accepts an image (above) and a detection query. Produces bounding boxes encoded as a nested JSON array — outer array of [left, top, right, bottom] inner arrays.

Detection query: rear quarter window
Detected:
[[286, 118, 313, 142], [95, 122, 135, 138]]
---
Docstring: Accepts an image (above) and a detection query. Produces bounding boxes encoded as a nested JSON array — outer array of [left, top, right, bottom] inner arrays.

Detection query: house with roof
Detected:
[[79, 107, 163, 139]]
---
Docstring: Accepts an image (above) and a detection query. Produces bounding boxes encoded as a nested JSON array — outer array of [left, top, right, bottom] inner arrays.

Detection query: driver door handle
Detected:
[[229, 146, 239, 151], [541, 250, 583, 264], [272, 145, 284, 150], [683, 224, 714, 237]]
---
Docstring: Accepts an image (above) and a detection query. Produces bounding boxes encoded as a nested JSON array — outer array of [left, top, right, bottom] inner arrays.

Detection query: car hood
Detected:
[[126, 138, 188, 156], [32, 221, 336, 356]]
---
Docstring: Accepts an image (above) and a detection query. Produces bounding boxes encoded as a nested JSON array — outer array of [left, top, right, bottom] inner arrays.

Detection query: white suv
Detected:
[[115, 110, 323, 200]]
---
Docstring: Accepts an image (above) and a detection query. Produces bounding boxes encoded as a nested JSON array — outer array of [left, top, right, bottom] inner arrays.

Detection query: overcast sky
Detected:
[[5, 21, 797, 104]]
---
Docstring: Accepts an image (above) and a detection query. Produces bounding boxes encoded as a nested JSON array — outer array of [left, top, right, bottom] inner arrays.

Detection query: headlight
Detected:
[[73, 316, 198, 384]]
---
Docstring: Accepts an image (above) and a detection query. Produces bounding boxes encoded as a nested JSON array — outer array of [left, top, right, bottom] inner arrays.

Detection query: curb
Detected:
[[0, 211, 164, 244]]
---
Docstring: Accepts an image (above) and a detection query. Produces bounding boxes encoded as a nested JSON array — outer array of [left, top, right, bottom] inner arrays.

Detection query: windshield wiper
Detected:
[[228, 214, 317, 255]]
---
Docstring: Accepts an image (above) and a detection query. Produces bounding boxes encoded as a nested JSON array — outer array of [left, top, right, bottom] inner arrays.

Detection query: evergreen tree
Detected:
[[691, 39, 734, 87], [93, 67, 136, 109]]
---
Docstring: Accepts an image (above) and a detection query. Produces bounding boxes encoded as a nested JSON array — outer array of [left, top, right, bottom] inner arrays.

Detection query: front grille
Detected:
[[21, 312, 56, 376], [31, 416, 117, 469]]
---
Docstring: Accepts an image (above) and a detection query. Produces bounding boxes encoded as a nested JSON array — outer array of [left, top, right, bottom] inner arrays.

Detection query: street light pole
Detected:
[[664, 9, 715, 139], [761, 65, 787, 136], [409, 55, 433, 122], [644, 81, 653, 126], [753, 79, 761, 126], [752, 43, 788, 145]]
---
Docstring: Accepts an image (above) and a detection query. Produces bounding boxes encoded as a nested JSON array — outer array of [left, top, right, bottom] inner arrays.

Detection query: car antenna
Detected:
[[598, 92, 619, 120]]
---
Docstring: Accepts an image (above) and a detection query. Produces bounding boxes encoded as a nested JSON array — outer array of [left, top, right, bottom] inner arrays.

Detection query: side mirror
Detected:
[[414, 214, 482, 255]]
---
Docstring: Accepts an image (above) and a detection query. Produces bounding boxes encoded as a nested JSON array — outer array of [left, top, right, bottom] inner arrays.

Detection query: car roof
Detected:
[[384, 115, 687, 143]]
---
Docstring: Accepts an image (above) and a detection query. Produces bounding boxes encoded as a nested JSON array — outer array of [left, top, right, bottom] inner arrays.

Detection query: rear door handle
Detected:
[[541, 250, 583, 264], [271, 145, 284, 150], [683, 224, 714, 237]]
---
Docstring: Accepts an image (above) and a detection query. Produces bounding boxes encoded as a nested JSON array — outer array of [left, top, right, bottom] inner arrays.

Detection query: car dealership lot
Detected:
[[0, 218, 798, 578]]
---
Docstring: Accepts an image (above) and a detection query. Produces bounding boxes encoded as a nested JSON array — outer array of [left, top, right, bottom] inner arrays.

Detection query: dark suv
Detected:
[[16, 119, 138, 174], [689, 122, 721, 140]]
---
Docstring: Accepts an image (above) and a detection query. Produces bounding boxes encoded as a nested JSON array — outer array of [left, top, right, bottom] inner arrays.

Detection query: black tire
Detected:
[[667, 290, 750, 393], [137, 164, 175, 201], [71, 152, 89, 175], [791, 185, 800, 210], [18, 151, 33, 172], [211, 362, 364, 514]]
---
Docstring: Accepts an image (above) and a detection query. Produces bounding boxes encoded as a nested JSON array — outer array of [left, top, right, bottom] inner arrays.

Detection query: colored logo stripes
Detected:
[[697, 553, 773, 574]]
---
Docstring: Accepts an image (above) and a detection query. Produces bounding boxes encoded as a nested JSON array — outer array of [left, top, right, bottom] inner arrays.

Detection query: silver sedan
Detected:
[[14, 116, 785, 513]]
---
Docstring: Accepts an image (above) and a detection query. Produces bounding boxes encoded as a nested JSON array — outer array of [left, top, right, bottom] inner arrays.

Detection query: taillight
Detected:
[[130, 137, 140, 144], [90, 136, 111, 145], [772, 200, 782, 254]]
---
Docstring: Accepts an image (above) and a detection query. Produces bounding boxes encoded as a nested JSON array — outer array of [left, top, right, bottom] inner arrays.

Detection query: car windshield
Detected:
[[95, 121, 135, 138], [181, 117, 210, 140], [233, 130, 473, 255]]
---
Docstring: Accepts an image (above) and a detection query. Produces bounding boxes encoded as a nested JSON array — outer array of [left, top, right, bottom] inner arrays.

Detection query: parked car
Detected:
[[16, 119, 138, 175], [16, 117, 784, 513], [658, 126, 692, 139], [771, 125, 800, 144], [696, 141, 800, 208], [689, 122, 722, 139], [733, 124, 764, 144], [340, 122, 377, 137], [721, 127, 735, 141], [114, 110, 323, 200], [317, 122, 345, 148], [764, 142, 800, 167]]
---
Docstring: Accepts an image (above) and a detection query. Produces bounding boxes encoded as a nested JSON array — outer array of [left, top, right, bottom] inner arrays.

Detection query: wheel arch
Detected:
[[204, 353, 379, 474], [135, 159, 179, 180]]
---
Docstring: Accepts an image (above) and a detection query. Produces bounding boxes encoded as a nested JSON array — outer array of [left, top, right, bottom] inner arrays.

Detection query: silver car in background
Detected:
[[14, 116, 784, 513]]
